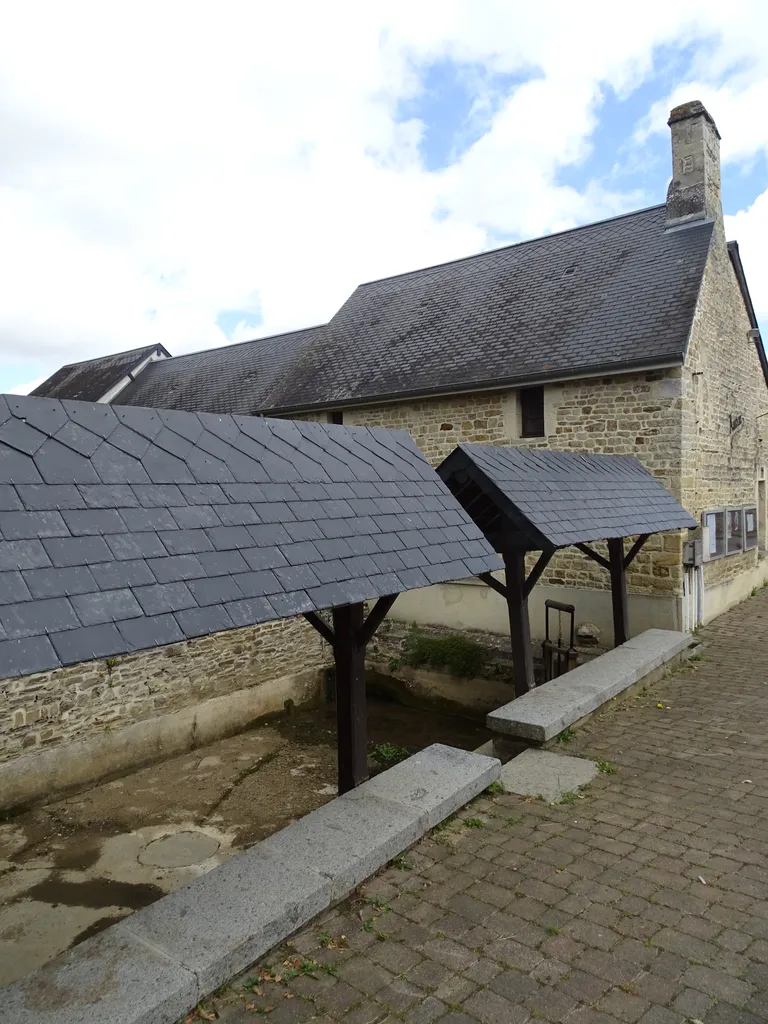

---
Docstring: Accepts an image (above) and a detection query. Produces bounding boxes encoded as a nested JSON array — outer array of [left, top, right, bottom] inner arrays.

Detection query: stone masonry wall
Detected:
[[0, 616, 330, 765], [681, 220, 768, 587]]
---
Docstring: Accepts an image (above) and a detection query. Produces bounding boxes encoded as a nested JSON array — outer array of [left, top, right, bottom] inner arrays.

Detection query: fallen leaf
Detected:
[[197, 1011, 217, 1022], [698, 876, 707, 885], [656, 703, 664, 708], [251, 986, 263, 996], [284, 993, 294, 999], [245, 1004, 256, 1011]]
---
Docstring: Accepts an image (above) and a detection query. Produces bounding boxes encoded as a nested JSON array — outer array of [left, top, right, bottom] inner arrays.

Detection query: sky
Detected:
[[1, 1, 767, 395]]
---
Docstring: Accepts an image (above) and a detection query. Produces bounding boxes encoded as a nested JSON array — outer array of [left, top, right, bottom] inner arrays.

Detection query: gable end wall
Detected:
[[681, 221, 768, 587]]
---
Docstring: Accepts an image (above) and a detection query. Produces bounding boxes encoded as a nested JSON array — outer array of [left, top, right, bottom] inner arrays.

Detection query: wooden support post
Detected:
[[503, 550, 534, 697], [332, 602, 367, 795], [607, 537, 629, 647]]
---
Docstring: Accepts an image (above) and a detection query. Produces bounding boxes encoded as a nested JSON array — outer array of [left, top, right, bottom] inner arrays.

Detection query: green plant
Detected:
[[557, 727, 575, 744], [559, 791, 583, 805], [387, 657, 401, 672], [391, 855, 412, 870], [546, 925, 560, 935], [486, 780, 505, 795], [431, 812, 457, 835], [280, 957, 337, 981], [364, 895, 390, 911], [371, 743, 411, 770], [403, 627, 489, 677], [463, 817, 484, 829], [688, 652, 705, 662], [596, 758, 618, 775]]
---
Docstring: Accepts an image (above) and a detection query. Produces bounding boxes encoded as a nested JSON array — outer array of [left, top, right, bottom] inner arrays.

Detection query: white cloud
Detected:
[[1, 0, 767, 389]]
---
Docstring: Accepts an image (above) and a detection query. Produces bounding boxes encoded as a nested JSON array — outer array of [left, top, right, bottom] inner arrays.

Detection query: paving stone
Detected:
[[404, 997, 447, 1024], [558, 969, 613, 1004], [422, 937, 479, 972], [462, 988, 530, 1024], [682, 964, 754, 1005], [337, 958, 394, 996], [488, 968, 539, 1002], [671, 986, 715, 1019], [597, 988, 651, 1024]]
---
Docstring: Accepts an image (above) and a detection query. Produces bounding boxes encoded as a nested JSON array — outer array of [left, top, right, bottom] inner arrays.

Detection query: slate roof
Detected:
[[265, 205, 714, 412], [113, 326, 326, 415], [29, 204, 718, 418], [31, 345, 168, 402], [438, 444, 698, 550], [0, 395, 501, 681]]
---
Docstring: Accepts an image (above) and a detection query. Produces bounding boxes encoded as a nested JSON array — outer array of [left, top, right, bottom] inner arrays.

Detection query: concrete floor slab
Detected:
[[499, 748, 598, 802], [0, 699, 490, 988], [0, 744, 499, 1023]]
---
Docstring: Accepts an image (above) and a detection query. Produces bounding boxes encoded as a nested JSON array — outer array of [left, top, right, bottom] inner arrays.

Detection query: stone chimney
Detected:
[[665, 100, 721, 229]]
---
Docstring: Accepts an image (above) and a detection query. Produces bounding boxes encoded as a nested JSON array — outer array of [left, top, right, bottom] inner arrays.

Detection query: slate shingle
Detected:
[[0, 397, 501, 678], [23, 566, 97, 599], [438, 444, 698, 549]]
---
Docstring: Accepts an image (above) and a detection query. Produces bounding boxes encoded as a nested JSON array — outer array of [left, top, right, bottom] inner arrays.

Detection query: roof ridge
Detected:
[[355, 204, 668, 289], [149, 324, 328, 366], [55, 343, 162, 372]]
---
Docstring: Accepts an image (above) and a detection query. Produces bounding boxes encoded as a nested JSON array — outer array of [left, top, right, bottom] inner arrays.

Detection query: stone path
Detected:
[[197, 590, 768, 1024]]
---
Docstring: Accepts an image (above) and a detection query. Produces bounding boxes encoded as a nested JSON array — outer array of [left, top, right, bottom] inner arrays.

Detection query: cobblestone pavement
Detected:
[[198, 591, 768, 1024]]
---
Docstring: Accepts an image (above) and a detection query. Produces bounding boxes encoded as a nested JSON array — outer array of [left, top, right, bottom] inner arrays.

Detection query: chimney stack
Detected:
[[665, 100, 721, 229]]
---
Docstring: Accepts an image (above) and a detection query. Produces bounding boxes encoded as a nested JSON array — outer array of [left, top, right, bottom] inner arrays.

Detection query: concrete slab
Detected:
[[123, 845, 333, 995], [500, 749, 599, 803], [0, 922, 199, 1024], [345, 743, 500, 828], [0, 744, 500, 1023], [258, 792, 425, 901], [138, 830, 221, 868], [487, 629, 692, 743]]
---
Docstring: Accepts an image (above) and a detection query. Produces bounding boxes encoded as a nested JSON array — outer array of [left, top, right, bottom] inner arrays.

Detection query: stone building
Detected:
[[34, 101, 768, 641]]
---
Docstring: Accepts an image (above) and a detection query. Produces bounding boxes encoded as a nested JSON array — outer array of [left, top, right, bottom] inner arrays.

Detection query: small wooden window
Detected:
[[703, 510, 725, 558], [727, 508, 743, 555], [744, 507, 758, 550], [520, 386, 545, 438]]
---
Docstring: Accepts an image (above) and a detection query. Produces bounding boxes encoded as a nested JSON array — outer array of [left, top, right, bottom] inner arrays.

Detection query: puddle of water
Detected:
[[25, 877, 164, 911], [52, 835, 108, 871]]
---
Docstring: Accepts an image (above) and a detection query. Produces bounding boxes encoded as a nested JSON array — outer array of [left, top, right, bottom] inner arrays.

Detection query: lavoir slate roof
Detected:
[[113, 326, 326, 415], [31, 345, 169, 402], [438, 444, 698, 550], [31, 205, 717, 415], [0, 395, 502, 681]]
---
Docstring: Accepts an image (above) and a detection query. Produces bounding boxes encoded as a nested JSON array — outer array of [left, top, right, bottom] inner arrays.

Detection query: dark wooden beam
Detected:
[[503, 550, 535, 697], [358, 594, 399, 647], [607, 537, 629, 647], [303, 610, 335, 646], [624, 533, 650, 568], [575, 542, 611, 570], [523, 549, 553, 599], [479, 572, 508, 599], [332, 602, 368, 794]]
